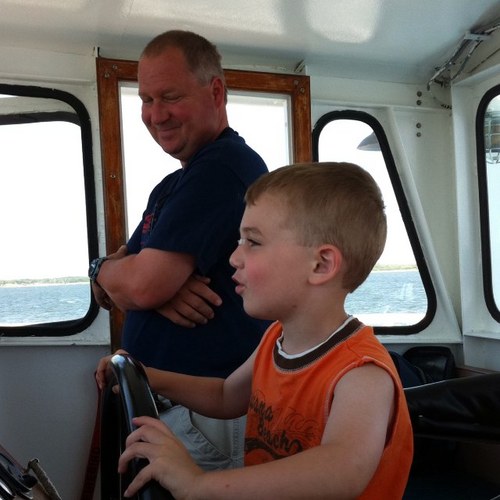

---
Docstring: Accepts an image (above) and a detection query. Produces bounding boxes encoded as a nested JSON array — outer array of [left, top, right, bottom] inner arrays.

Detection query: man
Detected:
[[92, 30, 270, 469]]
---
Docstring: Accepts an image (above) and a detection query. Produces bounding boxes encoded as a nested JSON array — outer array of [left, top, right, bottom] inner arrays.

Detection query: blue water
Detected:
[[0, 270, 427, 327], [347, 270, 426, 313], [0, 283, 90, 325]]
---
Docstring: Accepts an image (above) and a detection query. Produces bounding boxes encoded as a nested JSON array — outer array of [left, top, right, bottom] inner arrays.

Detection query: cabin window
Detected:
[[477, 86, 500, 321], [0, 85, 97, 336], [96, 58, 311, 348], [313, 111, 435, 333], [120, 85, 291, 237]]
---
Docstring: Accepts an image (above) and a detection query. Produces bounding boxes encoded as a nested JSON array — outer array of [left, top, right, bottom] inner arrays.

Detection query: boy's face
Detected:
[[230, 193, 315, 321]]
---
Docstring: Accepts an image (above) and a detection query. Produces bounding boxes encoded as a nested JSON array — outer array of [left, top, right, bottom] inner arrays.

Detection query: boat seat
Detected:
[[401, 358, 500, 499], [405, 372, 500, 442]]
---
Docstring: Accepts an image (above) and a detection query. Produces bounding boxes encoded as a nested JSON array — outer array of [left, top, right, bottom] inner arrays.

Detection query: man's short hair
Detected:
[[141, 30, 226, 97]]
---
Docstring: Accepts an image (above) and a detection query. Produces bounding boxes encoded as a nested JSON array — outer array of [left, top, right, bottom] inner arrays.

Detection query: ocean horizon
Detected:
[[0, 269, 427, 327]]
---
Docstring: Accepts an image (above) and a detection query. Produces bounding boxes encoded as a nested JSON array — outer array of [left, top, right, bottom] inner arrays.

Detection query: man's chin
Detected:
[[156, 133, 182, 154], [160, 143, 184, 160]]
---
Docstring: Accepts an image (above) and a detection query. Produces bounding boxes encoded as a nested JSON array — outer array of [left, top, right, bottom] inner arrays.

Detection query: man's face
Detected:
[[138, 48, 225, 164]]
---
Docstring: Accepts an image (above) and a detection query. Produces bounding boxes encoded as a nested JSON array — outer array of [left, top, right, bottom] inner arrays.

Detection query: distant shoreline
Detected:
[[0, 266, 418, 287], [373, 264, 418, 272], [0, 277, 88, 288]]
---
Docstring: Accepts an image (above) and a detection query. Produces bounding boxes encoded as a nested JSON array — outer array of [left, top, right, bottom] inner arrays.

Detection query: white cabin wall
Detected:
[[310, 73, 462, 350], [0, 45, 112, 498], [387, 106, 460, 321], [0, 345, 108, 499], [0, 46, 95, 85], [452, 63, 500, 370]]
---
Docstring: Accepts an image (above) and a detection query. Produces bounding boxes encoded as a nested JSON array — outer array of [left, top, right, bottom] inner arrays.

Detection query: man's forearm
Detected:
[[97, 248, 196, 311], [97, 254, 153, 310]]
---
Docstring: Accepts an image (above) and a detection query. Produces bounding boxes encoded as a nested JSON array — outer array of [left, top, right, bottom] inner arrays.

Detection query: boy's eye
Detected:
[[238, 238, 259, 247]]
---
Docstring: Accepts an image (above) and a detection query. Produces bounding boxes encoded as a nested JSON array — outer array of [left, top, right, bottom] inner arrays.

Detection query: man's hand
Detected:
[[108, 244, 128, 261], [95, 349, 129, 390], [90, 245, 129, 309], [156, 274, 222, 328], [91, 281, 114, 310]]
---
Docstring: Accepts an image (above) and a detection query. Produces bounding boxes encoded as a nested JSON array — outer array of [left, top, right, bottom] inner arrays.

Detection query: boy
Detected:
[[117, 162, 414, 499]]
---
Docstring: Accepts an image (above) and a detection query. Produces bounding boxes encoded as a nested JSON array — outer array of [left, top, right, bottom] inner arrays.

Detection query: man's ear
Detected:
[[211, 76, 226, 106], [309, 245, 343, 284]]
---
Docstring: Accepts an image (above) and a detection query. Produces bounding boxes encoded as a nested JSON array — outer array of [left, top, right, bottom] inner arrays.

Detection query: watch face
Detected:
[[89, 257, 107, 281], [88, 259, 100, 280]]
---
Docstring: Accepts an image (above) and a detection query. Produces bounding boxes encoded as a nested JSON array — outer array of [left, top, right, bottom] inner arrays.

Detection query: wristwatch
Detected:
[[88, 257, 108, 283]]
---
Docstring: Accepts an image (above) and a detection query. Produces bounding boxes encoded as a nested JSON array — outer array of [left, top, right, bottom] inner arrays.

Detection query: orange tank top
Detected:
[[245, 318, 413, 499]]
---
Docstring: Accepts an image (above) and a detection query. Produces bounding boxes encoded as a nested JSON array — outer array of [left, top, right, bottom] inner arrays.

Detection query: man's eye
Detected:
[[163, 95, 182, 103]]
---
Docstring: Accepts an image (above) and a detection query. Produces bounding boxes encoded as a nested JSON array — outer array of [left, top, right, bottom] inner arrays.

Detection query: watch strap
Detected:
[[88, 257, 108, 283]]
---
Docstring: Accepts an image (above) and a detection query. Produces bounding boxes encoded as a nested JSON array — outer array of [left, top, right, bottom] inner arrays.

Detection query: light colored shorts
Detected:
[[158, 400, 245, 471]]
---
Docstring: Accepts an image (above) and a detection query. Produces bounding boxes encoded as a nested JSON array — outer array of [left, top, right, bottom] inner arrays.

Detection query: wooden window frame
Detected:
[[96, 57, 312, 347]]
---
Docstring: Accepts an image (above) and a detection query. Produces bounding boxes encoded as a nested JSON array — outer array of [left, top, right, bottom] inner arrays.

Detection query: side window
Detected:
[[97, 58, 312, 347], [0, 85, 97, 335], [477, 86, 500, 321], [313, 111, 435, 333]]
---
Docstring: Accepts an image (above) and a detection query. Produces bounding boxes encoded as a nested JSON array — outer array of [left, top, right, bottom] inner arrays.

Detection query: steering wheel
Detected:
[[100, 353, 174, 499]]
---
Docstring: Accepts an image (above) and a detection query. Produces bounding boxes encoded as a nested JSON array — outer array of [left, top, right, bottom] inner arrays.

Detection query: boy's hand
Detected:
[[156, 274, 222, 328], [119, 416, 204, 498]]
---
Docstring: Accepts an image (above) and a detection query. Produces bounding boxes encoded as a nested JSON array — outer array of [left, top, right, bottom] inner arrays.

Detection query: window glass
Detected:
[[120, 84, 290, 237], [226, 92, 290, 170], [479, 90, 500, 319], [102, 60, 310, 348], [316, 116, 431, 329], [0, 90, 95, 333]]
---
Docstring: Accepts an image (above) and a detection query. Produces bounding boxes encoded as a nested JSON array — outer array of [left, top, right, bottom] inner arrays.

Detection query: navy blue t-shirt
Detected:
[[122, 128, 271, 376]]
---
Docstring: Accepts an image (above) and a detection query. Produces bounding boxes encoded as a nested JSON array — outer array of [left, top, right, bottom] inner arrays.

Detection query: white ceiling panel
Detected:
[[0, 0, 499, 82]]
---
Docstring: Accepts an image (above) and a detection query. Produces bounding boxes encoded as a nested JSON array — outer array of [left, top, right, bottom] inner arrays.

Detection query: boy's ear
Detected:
[[310, 245, 343, 284]]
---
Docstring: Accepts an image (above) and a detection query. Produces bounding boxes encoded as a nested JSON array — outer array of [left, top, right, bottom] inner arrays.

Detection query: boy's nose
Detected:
[[229, 244, 243, 269]]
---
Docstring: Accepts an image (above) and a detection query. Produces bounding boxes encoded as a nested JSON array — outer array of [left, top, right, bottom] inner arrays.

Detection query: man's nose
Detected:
[[149, 101, 170, 125]]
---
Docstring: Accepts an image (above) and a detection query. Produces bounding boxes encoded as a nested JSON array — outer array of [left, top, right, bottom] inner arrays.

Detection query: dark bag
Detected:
[[403, 345, 455, 383], [389, 351, 427, 387], [389, 346, 456, 388]]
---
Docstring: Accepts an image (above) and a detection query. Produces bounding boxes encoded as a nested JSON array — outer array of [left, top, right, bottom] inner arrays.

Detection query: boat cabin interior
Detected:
[[2, 0, 500, 498]]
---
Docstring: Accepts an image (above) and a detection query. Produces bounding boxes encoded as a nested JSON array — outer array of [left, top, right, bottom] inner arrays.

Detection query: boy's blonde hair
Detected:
[[245, 162, 387, 292], [141, 30, 227, 101]]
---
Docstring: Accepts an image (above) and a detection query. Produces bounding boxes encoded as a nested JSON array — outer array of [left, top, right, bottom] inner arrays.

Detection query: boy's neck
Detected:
[[279, 309, 350, 355]]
